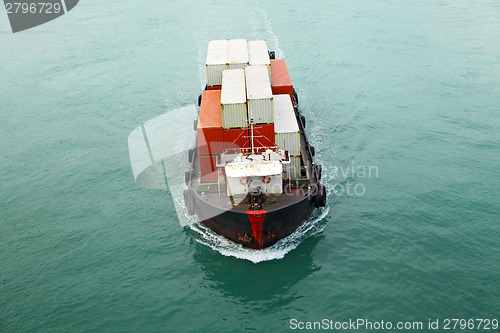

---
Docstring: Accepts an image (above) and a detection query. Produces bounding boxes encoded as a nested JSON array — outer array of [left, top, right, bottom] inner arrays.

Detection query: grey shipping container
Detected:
[[245, 65, 273, 124], [206, 39, 249, 86], [273, 94, 300, 156], [221, 69, 248, 129], [228, 39, 249, 69], [248, 40, 271, 80]]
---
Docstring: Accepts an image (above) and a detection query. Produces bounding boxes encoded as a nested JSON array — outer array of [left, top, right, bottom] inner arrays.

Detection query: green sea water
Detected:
[[1, 1, 499, 332]]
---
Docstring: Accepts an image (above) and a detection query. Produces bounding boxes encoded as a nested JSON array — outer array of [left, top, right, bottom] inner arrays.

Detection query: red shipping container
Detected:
[[206, 85, 221, 90], [223, 127, 250, 151], [199, 154, 218, 183], [222, 124, 275, 152], [253, 123, 275, 149], [197, 90, 223, 155], [270, 59, 294, 102]]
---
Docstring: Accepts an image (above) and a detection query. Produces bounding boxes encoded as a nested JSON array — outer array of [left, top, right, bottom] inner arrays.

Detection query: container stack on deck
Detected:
[[197, 39, 302, 183], [273, 95, 302, 179], [206, 39, 248, 87], [221, 68, 250, 151], [245, 65, 275, 151], [197, 90, 223, 183], [248, 40, 271, 79], [270, 59, 294, 102], [221, 69, 247, 129]]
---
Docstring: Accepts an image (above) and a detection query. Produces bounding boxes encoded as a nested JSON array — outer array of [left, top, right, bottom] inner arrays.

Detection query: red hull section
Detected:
[[246, 210, 267, 249]]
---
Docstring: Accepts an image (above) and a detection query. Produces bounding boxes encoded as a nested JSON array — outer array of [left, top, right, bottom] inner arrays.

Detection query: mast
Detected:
[[249, 106, 255, 153]]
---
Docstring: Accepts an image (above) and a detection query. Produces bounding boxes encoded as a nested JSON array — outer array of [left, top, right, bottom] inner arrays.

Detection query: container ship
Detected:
[[184, 39, 326, 250]]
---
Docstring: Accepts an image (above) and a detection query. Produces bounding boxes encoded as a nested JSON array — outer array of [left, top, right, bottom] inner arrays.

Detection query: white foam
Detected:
[[255, 1, 284, 59]]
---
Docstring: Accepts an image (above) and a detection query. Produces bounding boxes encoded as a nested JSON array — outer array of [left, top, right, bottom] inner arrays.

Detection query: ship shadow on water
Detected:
[[190, 233, 323, 303]]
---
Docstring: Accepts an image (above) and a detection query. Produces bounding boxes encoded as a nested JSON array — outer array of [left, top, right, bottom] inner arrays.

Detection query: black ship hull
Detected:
[[190, 184, 317, 250]]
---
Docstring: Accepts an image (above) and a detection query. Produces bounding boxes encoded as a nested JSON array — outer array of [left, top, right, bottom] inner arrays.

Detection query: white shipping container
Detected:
[[221, 69, 248, 129], [273, 94, 301, 156], [245, 65, 274, 124], [206, 39, 249, 86], [248, 40, 271, 79], [206, 40, 228, 86], [228, 39, 249, 69]]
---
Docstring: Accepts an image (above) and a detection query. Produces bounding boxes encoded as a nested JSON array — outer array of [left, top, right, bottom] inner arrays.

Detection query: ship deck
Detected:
[[194, 188, 311, 213]]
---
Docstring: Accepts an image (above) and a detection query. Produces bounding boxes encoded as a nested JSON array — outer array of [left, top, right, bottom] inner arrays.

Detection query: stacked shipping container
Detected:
[[273, 94, 302, 179], [206, 40, 228, 87], [245, 65, 274, 124], [206, 39, 249, 87], [220, 68, 250, 155], [223, 127, 250, 150], [269, 60, 300, 179], [222, 124, 275, 152], [198, 39, 302, 183], [248, 40, 271, 79], [197, 90, 223, 155], [197, 90, 223, 183], [221, 69, 247, 129], [270, 59, 294, 102], [251, 123, 275, 151], [227, 39, 249, 69], [273, 95, 300, 155]]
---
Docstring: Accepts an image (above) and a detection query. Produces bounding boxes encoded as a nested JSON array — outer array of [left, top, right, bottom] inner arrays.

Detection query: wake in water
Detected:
[[254, 1, 284, 59]]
